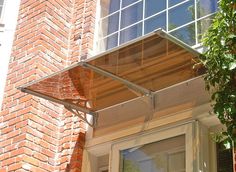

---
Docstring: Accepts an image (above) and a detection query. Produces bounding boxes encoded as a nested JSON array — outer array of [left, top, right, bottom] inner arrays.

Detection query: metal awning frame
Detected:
[[19, 62, 157, 128], [18, 29, 201, 128]]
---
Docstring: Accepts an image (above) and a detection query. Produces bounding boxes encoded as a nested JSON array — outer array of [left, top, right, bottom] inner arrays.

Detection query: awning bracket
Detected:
[[19, 87, 98, 128], [65, 106, 98, 128]]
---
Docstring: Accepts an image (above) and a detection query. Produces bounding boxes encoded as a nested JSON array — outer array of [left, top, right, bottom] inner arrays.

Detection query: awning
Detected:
[[19, 29, 204, 127]]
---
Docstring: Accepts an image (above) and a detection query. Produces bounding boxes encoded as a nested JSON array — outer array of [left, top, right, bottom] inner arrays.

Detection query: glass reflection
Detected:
[[168, 0, 195, 30], [144, 12, 166, 34], [121, 2, 143, 29], [170, 23, 196, 46], [106, 33, 118, 50], [197, 0, 218, 18], [100, 0, 120, 17], [122, 0, 139, 7], [120, 135, 185, 172], [120, 23, 142, 44], [100, 12, 119, 37], [197, 15, 215, 43], [168, 0, 185, 7], [145, 0, 166, 17]]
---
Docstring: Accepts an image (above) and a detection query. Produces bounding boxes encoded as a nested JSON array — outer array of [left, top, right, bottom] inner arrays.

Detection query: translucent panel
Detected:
[[120, 23, 142, 44], [26, 66, 137, 111], [100, 0, 120, 17], [121, 2, 143, 28], [170, 23, 196, 46], [145, 0, 166, 17], [100, 12, 119, 37], [90, 33, 200, 92], [0, 7, 2, 16], [144, 12, 166, 34], [197, 15, 214, 43], [168, 0, 185, 7], [120, 135, 185, 172], [0, 0, 3, 5], [122, 0, 139, 7], [23, 31, 202, 113], [168, 0, 195, 30], [95, 77, 209, 131], [197, 0, 218, 18]]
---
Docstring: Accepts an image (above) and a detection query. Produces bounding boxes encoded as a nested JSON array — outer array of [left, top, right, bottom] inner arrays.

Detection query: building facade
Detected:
[[0, 0, 234, 172]]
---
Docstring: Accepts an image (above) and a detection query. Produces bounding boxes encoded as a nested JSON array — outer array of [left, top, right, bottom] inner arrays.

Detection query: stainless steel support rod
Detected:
[[82, 62, 152, 96], [19, 88, 97, 116]]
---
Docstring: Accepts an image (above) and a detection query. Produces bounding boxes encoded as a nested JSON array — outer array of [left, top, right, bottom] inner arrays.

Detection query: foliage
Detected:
[[201, 0, 236, 144]]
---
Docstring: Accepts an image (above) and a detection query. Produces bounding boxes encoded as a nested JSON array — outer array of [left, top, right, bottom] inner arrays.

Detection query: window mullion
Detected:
[[142, 0, 145, 36], [166, 0, 169, 32], [194, 0, 198, 45], [117, 0, 122, 46]]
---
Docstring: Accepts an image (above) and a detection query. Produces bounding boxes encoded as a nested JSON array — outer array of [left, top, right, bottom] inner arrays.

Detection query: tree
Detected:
[[201, 0, 236, 145]]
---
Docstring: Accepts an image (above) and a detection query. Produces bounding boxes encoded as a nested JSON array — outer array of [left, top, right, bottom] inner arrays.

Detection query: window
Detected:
[[97, 0, 218, 53], [120, 135, 186, 172], [110, 123, 194, 172]]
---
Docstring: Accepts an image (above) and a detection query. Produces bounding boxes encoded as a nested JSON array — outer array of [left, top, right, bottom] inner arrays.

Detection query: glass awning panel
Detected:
[[88, 33, 200, 92], [19, 29, 203, 126], [23, 65, 137, 111]]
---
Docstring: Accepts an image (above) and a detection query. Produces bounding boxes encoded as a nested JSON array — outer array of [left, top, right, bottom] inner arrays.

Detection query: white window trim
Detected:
[[83, 118, 221, 172], [110, 122, 197, 172]]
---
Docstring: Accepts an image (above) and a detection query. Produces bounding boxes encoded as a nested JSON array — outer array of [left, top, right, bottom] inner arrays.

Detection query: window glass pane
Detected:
[[170, 23, 196, 46], [121, 2, 143, 29], [168, 0, 185, 7], [0, 7, 2, 17], [100, 0, 120, 17], [120, 23, 142, 44], [168, 0, 195, 30], [107, 33, 118, 50], [122, 0, 139, 7], [197, 15, 214, 43], [98, 33, 118, 52], [144, 12, 166, 34], [100, 12, 119, 37], [197, 0, 218, 18], [120, 135, 185, 172], [0, 0, 3, 5], [145, 0, 166, 17]]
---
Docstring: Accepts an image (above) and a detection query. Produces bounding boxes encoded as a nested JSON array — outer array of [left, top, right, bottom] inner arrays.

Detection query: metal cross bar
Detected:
[[19, 87, 98, 117], [82, 62, 152, 96], [155, 29, 200, 57]]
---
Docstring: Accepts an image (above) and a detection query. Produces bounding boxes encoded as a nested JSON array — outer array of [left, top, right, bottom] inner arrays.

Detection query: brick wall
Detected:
[[0, 0, 97, 171]]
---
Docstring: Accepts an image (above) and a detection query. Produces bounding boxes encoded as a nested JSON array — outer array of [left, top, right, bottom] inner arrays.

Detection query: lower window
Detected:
[[110, 123, 194, 172], [120, 135, 185, 172]]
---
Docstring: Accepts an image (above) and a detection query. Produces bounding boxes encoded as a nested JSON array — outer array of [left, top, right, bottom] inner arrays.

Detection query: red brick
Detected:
[[8, 162, 22, 171], [1, 0, 93, 171], [22, 155, 40, 166], [2, 157, 16, 166]]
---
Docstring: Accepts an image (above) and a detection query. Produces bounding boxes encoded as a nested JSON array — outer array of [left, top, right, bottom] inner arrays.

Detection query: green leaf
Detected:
[[229, 62, 236, 70]]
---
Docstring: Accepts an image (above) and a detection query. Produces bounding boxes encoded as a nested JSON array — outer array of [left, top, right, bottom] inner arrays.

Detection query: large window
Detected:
[[97, 0, 218, 52]]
